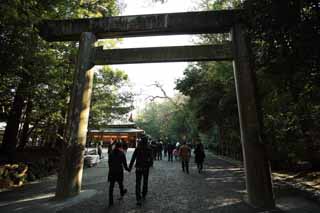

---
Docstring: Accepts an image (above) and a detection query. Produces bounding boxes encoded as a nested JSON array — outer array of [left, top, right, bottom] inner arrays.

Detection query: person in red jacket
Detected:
[[179, 142, 191, 174]]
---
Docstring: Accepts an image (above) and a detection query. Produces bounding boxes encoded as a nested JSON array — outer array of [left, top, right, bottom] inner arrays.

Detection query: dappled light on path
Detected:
[[0, 193, 55, 207]]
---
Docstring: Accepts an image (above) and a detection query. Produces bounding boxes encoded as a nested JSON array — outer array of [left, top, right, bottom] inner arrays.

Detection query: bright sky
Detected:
[[110, 0, 203, 113]]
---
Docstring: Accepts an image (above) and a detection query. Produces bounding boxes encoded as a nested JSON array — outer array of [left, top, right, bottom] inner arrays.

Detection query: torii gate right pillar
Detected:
[[232, 24, 275, 209]]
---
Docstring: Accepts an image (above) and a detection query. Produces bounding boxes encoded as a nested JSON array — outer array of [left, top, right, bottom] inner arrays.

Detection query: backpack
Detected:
[[180, 145, 190, 158]]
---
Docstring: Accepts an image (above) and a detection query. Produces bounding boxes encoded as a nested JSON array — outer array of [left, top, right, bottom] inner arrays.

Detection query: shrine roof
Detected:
[[89, 128, 144, 134]]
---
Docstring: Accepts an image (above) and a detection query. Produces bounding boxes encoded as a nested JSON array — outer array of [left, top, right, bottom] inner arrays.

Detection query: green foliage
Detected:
[[242, 0, 320, 168], [135, 102, 162, 139], [135, 96, 196, 142], [89, 66, 134, 129], [0, 0, 132, 152], [173, 0, 242, 153], [176, 0, 320, 167], [175, 0, 320, 168], [176, 60, 240, 156]]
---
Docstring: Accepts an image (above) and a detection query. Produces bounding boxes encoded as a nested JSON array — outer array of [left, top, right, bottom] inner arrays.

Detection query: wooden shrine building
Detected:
[[87, 122, 144, 147]]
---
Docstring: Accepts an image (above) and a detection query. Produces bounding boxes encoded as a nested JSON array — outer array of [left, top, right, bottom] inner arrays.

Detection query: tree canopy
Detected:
[[136, 0, 320, 168], [0, 0, 133, 159]]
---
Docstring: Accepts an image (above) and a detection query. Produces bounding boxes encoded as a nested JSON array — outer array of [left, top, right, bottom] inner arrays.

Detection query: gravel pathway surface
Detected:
[[1, 148, 320, 213]]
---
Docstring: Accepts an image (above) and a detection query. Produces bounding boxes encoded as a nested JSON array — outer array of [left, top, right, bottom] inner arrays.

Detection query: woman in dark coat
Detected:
[[108, 142, 130, 206], [129, 135, 153, 206], [194, 142, 205, 173]]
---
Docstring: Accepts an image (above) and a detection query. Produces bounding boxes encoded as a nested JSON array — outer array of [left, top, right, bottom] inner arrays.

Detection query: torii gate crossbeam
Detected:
[[38, 10, 241, 41], [38, 10, 275, 210]]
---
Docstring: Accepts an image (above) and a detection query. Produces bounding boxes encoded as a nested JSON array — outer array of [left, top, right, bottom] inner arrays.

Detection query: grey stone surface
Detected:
[[38, 10, 241, 41], [94, 44, 233, 65], [0, 149, 319, 213]]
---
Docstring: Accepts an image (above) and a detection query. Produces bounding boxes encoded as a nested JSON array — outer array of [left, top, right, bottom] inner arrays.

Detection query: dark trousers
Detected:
[[197, 162, 203, 172], [168, 152, 173, 162], [109, 179, 125, 204], [157, 151, 162, 160], [182, 160, 189, 173], [136, 169, 149, 201]]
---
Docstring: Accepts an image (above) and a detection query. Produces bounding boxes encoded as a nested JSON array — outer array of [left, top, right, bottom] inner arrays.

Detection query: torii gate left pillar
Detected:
[[55, 32, 96, 198]]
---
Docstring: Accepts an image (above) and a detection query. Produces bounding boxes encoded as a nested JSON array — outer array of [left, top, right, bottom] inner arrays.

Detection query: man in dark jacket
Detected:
[[167, 142, 175, 162], [108, 142, 130, 207], [194, 142, 205, 173], [156, 141, 163, 160], [129, 135, 153, 206]]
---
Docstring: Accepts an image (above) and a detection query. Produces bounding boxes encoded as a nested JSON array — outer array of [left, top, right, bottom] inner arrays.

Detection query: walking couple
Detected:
[[108, 135, 153, 207]]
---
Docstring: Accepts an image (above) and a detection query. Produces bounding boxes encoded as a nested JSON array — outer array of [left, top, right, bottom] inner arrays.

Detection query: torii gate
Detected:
[[39, 10, 275, 209]]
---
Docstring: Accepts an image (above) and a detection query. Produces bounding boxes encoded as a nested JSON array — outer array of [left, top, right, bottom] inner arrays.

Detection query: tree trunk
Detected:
[[1, 82, 27, 161], [55, 32, 96, 199], [17, 99, 32, 150], [232, 24, 275, 209], [44, 124, 58, 148]]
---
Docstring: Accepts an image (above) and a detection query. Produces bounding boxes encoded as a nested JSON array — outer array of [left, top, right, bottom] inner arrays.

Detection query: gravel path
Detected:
[[60, 150, 261, 213], [1, 148, 320, 213]]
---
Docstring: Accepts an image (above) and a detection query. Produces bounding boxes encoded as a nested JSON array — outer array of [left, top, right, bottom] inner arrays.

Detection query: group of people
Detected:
[[149, 140, 206, 174], [107, 135, 206, 207], [174, 141, 206, 174]]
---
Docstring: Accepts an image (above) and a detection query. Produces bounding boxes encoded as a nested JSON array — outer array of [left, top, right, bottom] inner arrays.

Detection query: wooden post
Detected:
[[231, 24, 275, 209], [55, 32, 96, 199]]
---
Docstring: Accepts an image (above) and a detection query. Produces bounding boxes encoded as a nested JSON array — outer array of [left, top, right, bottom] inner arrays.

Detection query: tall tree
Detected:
[[89, 66, 134, 129], [0, 0, 123, 160], [242, 0, 320, 167]]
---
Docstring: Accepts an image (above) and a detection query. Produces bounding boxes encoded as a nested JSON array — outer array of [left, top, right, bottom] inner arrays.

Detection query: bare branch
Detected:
[[145, 95, 168, 102], [146, 81, 181, 108]]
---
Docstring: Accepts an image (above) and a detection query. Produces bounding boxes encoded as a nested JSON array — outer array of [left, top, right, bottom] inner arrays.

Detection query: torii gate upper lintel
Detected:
[[38, 10, 241, 41], [38, 9, 275, 210]]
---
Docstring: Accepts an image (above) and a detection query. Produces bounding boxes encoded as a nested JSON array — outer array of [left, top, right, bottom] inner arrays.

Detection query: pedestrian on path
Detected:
[[173, 148, 179, 160], [167, 142, 175, 162], [121, 139, 128, 153], [129, 135, 153, 206], [156, 140, 163, 160], [150, 140, 157, 161], [108, 142, 130, 207], [107, 139, 115, 156], [179, 142, 191, 174], [194, 141, 205, 173], [163, 139, 168, 158], [97, 142, 103, 159]]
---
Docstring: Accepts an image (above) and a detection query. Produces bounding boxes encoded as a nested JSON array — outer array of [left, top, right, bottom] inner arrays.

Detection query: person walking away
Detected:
[[176, 141, 180, 148], [157, 140, 163, 160], [173, 148, 179, 160], [163, 141, 168, 158], [167, 142, 174, 162], [107, 142, 112, 156], [179, 142, 191, 174], [98, 142, 103, 159], [151, 140, 157, 161], [108, 142, 130, 207], [121, 139, 128, 154], [194, 142, 205, 173], [175, 141, 181, 160], [108, 139, 115, 156], [129, 135, 153, 206]]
